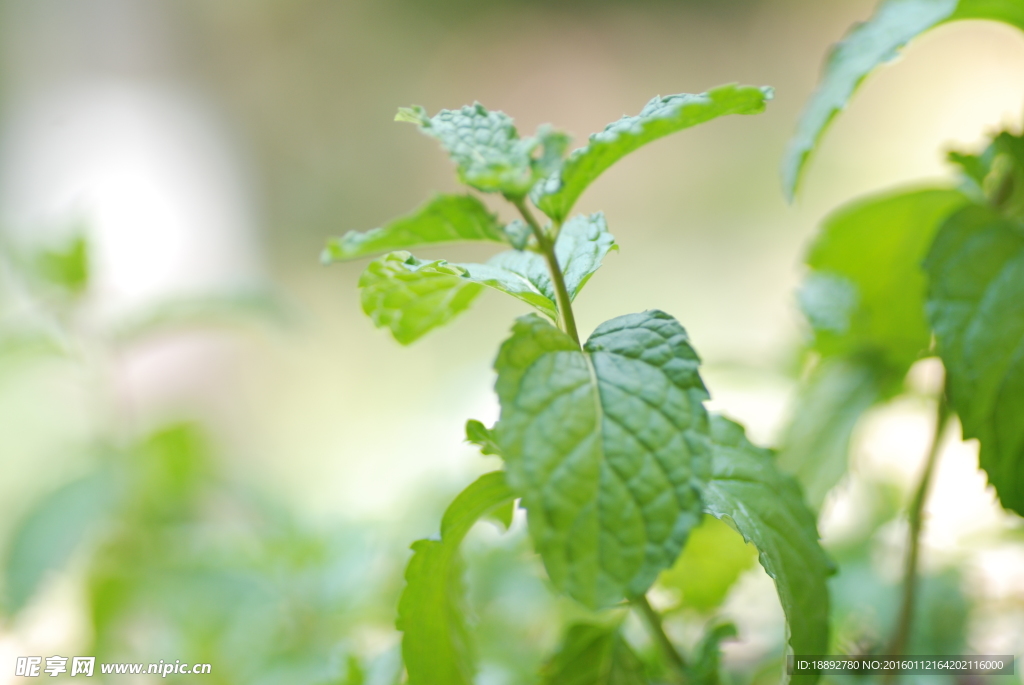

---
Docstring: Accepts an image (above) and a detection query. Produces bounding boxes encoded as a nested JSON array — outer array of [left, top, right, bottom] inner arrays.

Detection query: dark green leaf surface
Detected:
[[784, 0, 1024, 198], [322, 194, 505, 263], [540, 622, 646, 685], [397, 471, 515, 685], [800, 188, 967, 370], [533, 84, 773, 221], [776, 359, 884, 509], [703, 416, 831, 683], [358, 214, 616, 343], [398, 104, 538, 196], [5, 469, 120, 614], [493, 311, 710, 609], [925, 204, 1024, 514]]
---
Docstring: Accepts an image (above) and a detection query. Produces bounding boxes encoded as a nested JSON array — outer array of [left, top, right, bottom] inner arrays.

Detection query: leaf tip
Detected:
[[395, 106, 427, 125]]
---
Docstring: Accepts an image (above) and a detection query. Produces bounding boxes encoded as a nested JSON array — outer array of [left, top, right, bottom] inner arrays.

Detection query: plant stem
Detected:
[[633, 594, 688, 683], [510, 197, 581, 347], [886, 395, 950, 667]]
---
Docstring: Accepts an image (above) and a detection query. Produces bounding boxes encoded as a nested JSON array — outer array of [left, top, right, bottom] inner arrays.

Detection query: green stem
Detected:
[[886, 395, 950, 667], [510, 197, 581, 347], [633, 594, 688, 683]]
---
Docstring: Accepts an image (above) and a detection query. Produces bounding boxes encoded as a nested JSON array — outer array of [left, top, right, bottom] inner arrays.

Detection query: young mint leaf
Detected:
[[397, 471, 515, 685], [532, 84, 773, 221], [800, 188, 968, 373], [540, 622, 646, 685], [950, 131, 1024, 218], [358, 214, 616, 343], [702, 415, 831, 684], [322, 194, 506, 263], [776, 359, 885, 509], [925, 204, 1024, 515], [783, 0, 1024, 199], [493, 311, 711, 609], [359, 252, 486, 345], [502, 219, 533, 251], [34, 232, 90, 295], [399, 104, 538, 197], [533, 125, 572, 179], [656, 515, 756, 613], [465, 419, 501, 456], [5, 468, 121, 614]]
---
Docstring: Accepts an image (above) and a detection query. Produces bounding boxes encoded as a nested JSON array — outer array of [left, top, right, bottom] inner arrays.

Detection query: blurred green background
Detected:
[[1, 0, 1023, 683]]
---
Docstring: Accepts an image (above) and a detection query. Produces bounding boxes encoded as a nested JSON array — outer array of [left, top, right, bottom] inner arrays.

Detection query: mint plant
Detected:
[[324, 84, 834, 684], [781, 0, 1024, 659]]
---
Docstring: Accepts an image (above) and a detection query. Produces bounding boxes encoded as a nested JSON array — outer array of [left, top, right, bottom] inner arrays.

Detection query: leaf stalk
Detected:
[[633, 593, 688, 683], [510, 197, 581, 347], [886, 394, 950, 669]]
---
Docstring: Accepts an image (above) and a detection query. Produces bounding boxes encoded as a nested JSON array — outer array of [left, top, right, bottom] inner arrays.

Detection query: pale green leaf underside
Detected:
[[322, 194, 505, 263], [703, 416, 831, 684], [493, 310, 711, 609], [776, 358, 883, 509], [359, 214, 616, 344], [533, 83, 773, 221], [925, 205, 1024, 515], [784, 0, 1024, 198], [5, 469, 119, 614], [397, 471, 515, 685], [540, 623, 646, 685], [401, 104, 538, 196], [800, 187, 968, 371]]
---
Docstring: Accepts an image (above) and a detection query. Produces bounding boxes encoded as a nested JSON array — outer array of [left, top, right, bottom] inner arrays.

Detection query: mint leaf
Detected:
[[358, 214, 616, 343], [322, 194, 505, 263], [800, 188, 968, 372], [34, 232, 90, 295], [783, 0, 1024, 198], [493, 311, 710, 609], [359, 252, 485, 345], [533, 125, 572, 179], [397, 471, 515, 685], [400, 104, 538, 197], [540, 622, 646, 685], [532, 84, 773, 221], [703, 416, 831, 682], [5, 469, 120, 614], [656, 515, 756, 613], [777, 359, 885, 509], [925, 204, 1024, 515], [465, 419, 501, 456], [950, 131, 1024, 218]]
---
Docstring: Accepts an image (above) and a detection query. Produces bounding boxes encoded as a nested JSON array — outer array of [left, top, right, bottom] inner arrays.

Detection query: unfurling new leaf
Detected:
[[493, 310, 711, 609], [397, 471, 515, 685]]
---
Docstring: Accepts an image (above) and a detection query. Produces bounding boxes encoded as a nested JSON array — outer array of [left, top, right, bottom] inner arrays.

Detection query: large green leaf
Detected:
[[322, 194, 506, 263], [397, 105, 538, 197], [533, 84, 773, 221], [784, 0, 1024, 198], [493, 310, 711, 609], [776, 358, 885, 509], [702, 416, 831, 683], [540, 622, 647, 685], [799, 188, 968, 372], [359, 214, 616, 344], [397, 471, 515, 685], [925, 204, 1024, 514], [5, 469, 120, 614]]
